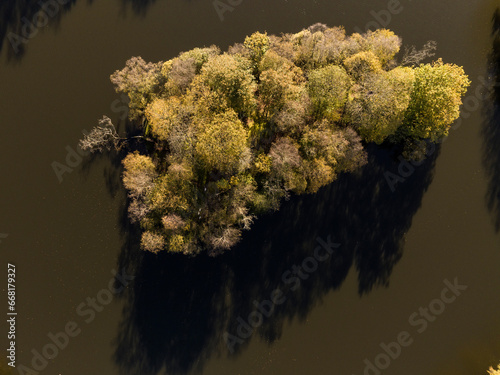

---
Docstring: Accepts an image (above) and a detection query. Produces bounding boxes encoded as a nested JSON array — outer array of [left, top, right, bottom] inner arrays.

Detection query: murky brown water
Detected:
[[1, 0, 499, 374]]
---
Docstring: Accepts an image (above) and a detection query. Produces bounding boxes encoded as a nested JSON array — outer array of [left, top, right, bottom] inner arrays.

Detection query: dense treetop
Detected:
[[81, 24, 470, 256]]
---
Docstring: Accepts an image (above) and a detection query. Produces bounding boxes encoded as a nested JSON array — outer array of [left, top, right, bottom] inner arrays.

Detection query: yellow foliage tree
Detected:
[[195, 110, 250, 175], [401, 58, 470, 141]]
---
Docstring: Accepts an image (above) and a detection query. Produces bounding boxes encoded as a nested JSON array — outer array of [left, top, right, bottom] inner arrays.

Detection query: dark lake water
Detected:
[[1, 0, 500, 374]]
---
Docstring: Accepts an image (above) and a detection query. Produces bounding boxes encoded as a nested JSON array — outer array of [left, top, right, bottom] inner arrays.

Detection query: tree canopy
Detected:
[[83, 23, 470, 256]]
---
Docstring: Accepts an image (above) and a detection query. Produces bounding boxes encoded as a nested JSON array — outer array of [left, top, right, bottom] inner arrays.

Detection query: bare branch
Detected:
[[401, 41, 437, 66], [79, 116, 123, 153], [128, 199, 150, 223]]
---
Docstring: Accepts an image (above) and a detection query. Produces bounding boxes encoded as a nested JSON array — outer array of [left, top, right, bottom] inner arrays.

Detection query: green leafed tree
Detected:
[[399, 58, 471, 142], [244, 31, 270, 66], [346, 67, 415, 144], [188, 53, 257, 117], [194, 110, 250, 175], [257, 50, 305, 120], [308, 64, 352, 122], [145, 96, 183, 141], [343, 51, 383, 80]]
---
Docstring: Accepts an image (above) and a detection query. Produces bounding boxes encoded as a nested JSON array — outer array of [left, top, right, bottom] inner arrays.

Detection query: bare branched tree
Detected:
[[128, 199, 150, 223], [209, 227, 241, 252], [141, 231, 165, 254], [162, 214, 186, 231], [80, 116, 123, 153], [400, 41, 437, 66]]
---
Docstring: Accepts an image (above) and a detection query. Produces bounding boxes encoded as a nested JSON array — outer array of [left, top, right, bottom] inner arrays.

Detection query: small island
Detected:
[[81, 24, 470, 256]]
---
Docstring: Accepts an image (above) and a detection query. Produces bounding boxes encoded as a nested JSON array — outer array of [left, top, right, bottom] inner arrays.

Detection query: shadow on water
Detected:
[[0, 0, 164, 62], [111, 143, 440, 375], [482, 7, 500, 233], [120, 0, 159, 16], [0, 0, 87, 62]]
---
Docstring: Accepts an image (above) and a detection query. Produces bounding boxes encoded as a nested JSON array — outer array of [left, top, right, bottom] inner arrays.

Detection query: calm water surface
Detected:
[[0, 1, 499, 374]]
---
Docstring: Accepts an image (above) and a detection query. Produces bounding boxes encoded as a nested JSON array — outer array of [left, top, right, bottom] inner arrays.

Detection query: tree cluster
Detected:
[[91, 24, 469, 255]]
